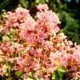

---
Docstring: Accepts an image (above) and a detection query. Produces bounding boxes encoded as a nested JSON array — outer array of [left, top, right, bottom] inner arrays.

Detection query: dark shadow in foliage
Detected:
[[0, 0, 19, 13]]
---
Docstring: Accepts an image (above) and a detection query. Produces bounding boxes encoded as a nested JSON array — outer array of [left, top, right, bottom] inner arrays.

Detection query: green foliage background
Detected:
[[0, 0, 80, 44]]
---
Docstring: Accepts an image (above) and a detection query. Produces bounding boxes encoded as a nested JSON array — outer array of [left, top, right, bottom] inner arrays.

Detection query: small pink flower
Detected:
[[4, 21, 12, 33], [37, 30, 47, 43], [37, 4, 48, 11], [15, 7, 29, 15], [72, 72, 80, 79], [0, 42, 14, 54]]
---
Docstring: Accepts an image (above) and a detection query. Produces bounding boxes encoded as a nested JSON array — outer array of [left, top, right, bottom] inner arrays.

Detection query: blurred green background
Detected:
[[0, 0, 80, 44]]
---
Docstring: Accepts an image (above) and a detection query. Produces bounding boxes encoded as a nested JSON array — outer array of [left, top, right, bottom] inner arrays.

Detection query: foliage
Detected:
[[52, 66, 66, 80]]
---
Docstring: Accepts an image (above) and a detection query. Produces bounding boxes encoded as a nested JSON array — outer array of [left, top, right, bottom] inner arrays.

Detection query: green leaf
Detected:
[[45, 0, 49, 3], [20, 0, 28, 8], [35, 0, 45, 4], [15, 71, 23, 77], [58, 66, 66, 73], [2, 35, 10, 41], [27, 77, 33, 80], [58, 66, 66, 79], [52, 71, 60, 80], [35, 0, 40, 3], [52, 73, 56, 80]]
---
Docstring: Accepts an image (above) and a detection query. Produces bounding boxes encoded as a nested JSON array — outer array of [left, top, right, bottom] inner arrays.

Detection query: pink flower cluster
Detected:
[[0, 4, 80, 79]]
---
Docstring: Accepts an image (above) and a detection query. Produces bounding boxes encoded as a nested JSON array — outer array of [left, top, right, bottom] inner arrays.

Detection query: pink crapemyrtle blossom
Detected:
[[0, 42, 14, 55], [3, 7, 30, 33]]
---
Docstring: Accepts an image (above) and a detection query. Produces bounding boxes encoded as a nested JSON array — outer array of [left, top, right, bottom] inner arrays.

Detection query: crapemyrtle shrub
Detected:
[[0, 4, 80, 80]]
